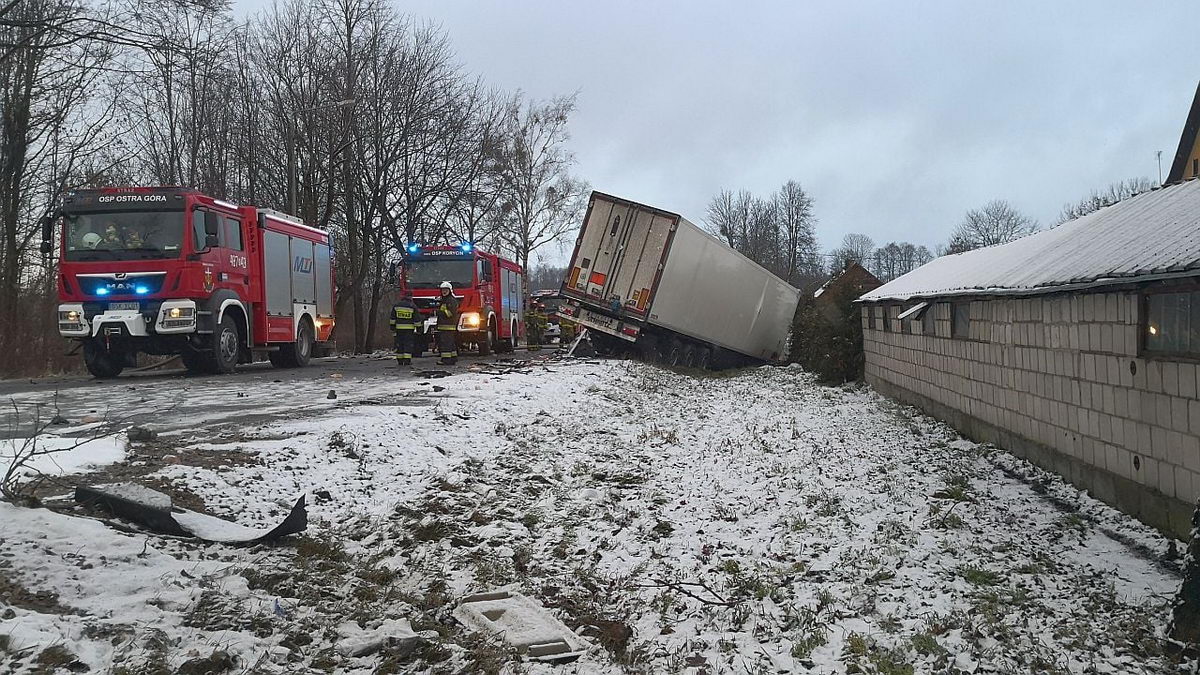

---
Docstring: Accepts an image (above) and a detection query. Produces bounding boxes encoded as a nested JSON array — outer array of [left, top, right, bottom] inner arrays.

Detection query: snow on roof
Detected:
[[861, 179, 1200, 302]]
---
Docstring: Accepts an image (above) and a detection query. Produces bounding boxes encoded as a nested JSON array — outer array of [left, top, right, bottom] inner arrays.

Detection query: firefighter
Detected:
[[436, 280, 459, 365], [389, 290, 419, 366]]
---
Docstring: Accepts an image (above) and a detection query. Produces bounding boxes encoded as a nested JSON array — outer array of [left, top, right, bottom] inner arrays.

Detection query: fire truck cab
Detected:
[[48, 187, 335, 378], [399, 244, 525, 356]]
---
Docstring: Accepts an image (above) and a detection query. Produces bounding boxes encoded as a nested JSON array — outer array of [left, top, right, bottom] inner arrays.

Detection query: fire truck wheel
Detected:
[[83, 341, 124, 379], [695, 347, 712, 370], [277, 319, 313, 368], [211, 315, 240, 374], [479, 327, 493, 356]]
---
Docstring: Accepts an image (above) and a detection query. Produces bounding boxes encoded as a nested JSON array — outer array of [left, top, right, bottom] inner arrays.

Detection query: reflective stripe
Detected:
[[437, 325, 457, 331], [393, 324, 416, 330]]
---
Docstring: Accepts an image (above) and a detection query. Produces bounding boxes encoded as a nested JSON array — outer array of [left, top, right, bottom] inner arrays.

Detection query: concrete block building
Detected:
[[859, 179, 1200, 538]]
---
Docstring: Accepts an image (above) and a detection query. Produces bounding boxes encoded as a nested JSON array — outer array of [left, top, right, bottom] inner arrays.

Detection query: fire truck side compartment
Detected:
[[290, 238, 316, 305], [314, 244, 333, 316], [263, 230, 292, 315]]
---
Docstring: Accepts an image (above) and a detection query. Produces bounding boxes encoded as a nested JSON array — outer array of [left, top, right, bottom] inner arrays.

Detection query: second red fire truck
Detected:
[[398, 243, 525, 356], [46, 187, 335, 378]]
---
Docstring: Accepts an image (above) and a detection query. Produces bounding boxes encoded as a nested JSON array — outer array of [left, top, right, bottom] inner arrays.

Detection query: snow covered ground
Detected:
[[0, 357, 1187, 673]]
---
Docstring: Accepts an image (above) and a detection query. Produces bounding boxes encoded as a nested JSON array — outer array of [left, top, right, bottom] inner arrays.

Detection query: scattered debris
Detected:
[[327, 390, 337, 400], [334, 618, 432, 657], [126, 426, 158, 442], [75, 483, 306, 543], [453, 591, 589, 663], [416, 370, 452, 379], [433, 386, 446, 393]]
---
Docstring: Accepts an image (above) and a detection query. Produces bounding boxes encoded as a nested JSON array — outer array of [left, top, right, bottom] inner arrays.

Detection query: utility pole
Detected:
[[1157, 150, 1163, 186]]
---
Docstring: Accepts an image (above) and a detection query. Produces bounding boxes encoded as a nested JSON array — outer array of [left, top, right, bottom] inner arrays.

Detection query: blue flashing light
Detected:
[[459, 242, 473, 253], [135, 286, 149, 295], [406, 243, 421, 254], [95, 287, 109, 296]]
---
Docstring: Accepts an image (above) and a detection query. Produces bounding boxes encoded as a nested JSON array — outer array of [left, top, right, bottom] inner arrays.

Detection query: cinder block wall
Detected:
[[862, 292, 1200, 538]]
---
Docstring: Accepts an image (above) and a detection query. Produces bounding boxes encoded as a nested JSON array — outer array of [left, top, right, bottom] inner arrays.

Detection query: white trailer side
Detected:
[[562, 191, 799, 364]]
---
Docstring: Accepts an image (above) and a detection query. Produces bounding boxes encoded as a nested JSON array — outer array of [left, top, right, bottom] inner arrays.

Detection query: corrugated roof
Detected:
[[860, 179, 1200, 302]]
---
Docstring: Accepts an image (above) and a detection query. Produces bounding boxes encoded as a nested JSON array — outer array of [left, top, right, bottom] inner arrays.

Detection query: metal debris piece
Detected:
[[75, 483, 306, 543], [453, 591, 588, 663]]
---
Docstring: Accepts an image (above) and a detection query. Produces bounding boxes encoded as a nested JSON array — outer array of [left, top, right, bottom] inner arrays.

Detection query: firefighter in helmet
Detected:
[[389, 289, 419, 367], [436, 280, 459, 365]]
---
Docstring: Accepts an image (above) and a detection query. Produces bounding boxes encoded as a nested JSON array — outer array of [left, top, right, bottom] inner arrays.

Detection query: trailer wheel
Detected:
[[695, 347, 712, 370], [666, 338, 684, 366], [210, 314, 240, 374], [680, 343, 696, 368], [275, 319, 313, 368], [83, 341, 124, 379]]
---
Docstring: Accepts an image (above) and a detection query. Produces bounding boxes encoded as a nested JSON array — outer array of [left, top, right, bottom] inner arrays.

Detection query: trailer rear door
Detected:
[[564, 192, 677, 317]]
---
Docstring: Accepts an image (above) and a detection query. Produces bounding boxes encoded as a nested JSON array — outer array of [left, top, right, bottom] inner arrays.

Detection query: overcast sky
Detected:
[[238, 0, 1198, 262]]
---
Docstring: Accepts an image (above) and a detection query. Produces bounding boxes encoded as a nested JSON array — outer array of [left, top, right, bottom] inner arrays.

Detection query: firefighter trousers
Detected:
[[437, 325, 458, 364], [393, 329, 415, 365]]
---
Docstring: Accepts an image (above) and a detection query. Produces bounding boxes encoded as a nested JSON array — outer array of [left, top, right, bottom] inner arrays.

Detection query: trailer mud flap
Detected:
[[75, 483, 307, 544]]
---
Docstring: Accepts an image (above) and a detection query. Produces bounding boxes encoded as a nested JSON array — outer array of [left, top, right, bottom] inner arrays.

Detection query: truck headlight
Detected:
[[461, 312, 481, 328], [59, 310, 80, 322]]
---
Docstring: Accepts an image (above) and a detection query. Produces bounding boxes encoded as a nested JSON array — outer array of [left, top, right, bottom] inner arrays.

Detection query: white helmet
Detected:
[[82, 232, 102, 249], [439, 281, 453, 291]]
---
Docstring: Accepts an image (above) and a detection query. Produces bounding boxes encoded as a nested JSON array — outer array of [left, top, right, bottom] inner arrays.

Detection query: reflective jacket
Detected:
[[436, 294, 459, 329], [389, 300, 419, 332]]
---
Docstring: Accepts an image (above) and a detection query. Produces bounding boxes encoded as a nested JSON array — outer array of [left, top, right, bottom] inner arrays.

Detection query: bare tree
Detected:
[[871, 241, 933, 282], [948, 199, 1038, 253], [773, 180, 818, 285], [1055, 177, 1154, 225], [0, 0, 118, 377], [829, 233, 875, 273], [494, 93, 587, 270]]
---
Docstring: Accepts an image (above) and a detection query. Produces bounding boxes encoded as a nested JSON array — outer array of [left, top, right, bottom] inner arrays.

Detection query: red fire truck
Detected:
[[44, 187, 335, 378], [398, 243, 525, 356]]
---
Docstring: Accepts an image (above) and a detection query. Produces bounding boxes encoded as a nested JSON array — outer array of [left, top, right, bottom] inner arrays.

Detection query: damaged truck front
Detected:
[[559, 191, 799, 369]]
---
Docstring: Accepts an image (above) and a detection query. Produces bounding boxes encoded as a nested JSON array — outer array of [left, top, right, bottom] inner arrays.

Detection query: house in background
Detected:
[[811, 262, 881, 322], [1169, 81, 1200, 184], [858, 180, 1200, 537]]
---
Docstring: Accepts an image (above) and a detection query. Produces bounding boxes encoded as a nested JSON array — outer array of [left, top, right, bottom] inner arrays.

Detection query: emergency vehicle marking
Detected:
[[96, 194, 168, 203], [293, 256, 313, 273], [229, 254, 248, 269]]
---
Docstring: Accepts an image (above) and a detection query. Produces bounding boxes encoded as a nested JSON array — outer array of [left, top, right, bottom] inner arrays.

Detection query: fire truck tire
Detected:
[[695, 346, 712, 370], [211, 315, 240, 374], [83, 341, 124, 379], [479, 326, 494, 356], [666, 338, 684, 366], [276, 319, 313, 368]]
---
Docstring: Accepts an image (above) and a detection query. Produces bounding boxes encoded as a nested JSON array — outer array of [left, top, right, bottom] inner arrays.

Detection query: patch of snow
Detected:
[[1, 434, 125, 477]]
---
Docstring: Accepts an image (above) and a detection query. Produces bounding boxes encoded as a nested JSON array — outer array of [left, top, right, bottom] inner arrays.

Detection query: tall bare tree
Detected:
[[0, 0, 117, 376], [494, 93, 586, 270], [829, 233, 875, 273]]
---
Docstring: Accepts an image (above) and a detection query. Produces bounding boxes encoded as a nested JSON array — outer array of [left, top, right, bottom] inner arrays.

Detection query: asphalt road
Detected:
[[0, 349, 545, 398], [0, 348, 560, 438]]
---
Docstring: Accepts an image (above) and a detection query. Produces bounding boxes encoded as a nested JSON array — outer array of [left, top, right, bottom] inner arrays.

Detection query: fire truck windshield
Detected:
[[404, 259, 475, 288], [64, 212, 186, 261]]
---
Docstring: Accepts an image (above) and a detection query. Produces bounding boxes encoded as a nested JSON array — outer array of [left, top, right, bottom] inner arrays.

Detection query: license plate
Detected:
[[578, 309, 616, 329], [109, 302, 140, 311]]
